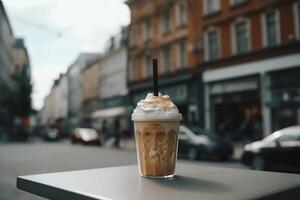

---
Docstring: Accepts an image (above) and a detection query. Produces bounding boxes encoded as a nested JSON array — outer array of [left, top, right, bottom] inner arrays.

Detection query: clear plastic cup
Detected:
[[133, 120, 180, 178]]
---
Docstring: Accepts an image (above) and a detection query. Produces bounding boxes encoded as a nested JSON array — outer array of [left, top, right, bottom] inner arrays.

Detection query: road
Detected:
[[0, 139, 247, 200]]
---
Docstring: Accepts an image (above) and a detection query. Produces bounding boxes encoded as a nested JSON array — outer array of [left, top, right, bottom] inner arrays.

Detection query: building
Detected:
[[39, 78, 61, 126], [54, 73, 69, 135], [200, 0, 300, 141], [100, 28, 128, 109], [0, 1, 15, 86], [127, 0, 300, 141], [0, 1, 16, 129], [0, 2, 32, 138], [91, 28, 130, 133], [57, 74, 68, 120], [126, 0, 203, 125], [80, 57, 101, 127], [67, 53, 100, 127], [39, 74, 68, 134], [39, 95, 51, 126]]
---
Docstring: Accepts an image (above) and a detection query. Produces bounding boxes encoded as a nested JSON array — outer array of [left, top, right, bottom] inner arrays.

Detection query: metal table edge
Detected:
[[16, 176, 107, 200]]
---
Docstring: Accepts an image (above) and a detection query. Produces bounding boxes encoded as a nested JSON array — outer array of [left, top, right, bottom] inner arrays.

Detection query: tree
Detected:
[[11, 64, 32, 118]]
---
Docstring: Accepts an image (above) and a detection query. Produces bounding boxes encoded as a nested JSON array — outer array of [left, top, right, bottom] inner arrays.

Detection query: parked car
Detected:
[[178, 125, 233, 161], [70, 128, 102, 146], [43, 128, 60, 141], [242, 126, 300, 173]]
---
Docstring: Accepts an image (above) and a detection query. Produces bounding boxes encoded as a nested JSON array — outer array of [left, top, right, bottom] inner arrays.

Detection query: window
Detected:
[[129, 59, 136, 81], [162, 46, 171, 73], [294, 3, 300, 39], [278, 130, 300, 142], [144, 56, 152, 78], [176, 2, 186, 27], [144, 19, 151, 40], [205, 0, 220, 15], [177, 41, 186, 68], [233, 20, 250, 54], [263, 11, 280, 47], [161, 11, 171, 34], [231, 0, 246, 5], [129, 28, 136, 47], [206, 30, 219, 60]]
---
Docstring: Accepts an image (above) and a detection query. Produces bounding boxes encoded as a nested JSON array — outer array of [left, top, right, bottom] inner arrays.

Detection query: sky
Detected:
[[3, 0, 130, 110]]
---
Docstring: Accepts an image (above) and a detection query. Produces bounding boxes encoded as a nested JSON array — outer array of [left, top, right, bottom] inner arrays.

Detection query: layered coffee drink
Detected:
[[132, 93, 182, 178]]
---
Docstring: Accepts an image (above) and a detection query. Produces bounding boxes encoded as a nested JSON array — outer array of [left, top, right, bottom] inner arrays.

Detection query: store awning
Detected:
[[91, 107, 127, 119]]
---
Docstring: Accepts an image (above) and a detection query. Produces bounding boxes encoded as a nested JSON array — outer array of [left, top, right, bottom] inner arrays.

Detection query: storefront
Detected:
[[207, 76, 263, 141], [91, 95, 131, 137], [203, 53, 300, 140], [269, 67, 300, 131]]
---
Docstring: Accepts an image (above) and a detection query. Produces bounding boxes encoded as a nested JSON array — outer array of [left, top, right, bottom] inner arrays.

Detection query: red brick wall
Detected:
[[280, 2, 296, 43], [250, 13, 263, 50], [220, 21, 232, 57]]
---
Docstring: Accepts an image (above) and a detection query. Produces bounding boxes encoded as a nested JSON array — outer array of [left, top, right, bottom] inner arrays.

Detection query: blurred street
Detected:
[[0, 139, 246, 200]]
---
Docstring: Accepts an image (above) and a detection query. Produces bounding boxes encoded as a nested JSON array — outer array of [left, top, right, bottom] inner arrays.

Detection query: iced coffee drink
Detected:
[[132, 93, 182, 178]]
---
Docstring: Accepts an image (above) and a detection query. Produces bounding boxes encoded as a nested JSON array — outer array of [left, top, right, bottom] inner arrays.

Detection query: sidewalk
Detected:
[[233, 142, 244, 160], [120, 139, 136, 151]]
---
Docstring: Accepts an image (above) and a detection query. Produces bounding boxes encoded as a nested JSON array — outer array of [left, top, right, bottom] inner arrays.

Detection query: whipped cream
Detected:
[[132, 93, 182, 121]]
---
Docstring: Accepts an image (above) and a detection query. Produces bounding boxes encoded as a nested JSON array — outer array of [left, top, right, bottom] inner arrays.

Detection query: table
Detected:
[[17, 163, 300, 200]]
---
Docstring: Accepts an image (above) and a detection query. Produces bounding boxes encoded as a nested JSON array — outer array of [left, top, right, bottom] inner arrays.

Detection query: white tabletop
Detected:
[[17, 163, 300, 200]]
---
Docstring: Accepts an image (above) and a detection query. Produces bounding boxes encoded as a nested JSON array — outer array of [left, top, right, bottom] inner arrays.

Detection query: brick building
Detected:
[[127, 0, 204, 125], [127, 0, 300, 141], [200, 0, 300, 141]]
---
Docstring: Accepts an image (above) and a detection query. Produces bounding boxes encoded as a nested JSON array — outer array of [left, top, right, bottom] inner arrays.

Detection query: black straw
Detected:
[[152, 59, 158, 96]]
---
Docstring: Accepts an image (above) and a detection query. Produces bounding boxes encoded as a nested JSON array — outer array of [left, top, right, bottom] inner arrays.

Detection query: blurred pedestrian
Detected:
[[219, 119, 232, 143], [113, 117, 121, 148], [120, 120, 130, 146], [240, 109, 255, 144], [101, 120, 108, 139]]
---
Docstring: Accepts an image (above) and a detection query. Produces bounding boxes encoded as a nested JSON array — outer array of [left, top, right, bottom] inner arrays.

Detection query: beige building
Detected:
[[39, 80, 60, 125], [80, 58, 101, 127], [67, 53, 100, 126]]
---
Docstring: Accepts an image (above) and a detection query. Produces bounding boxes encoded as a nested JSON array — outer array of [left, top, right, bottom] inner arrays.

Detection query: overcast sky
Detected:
[[3, 0, 130, 110]]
